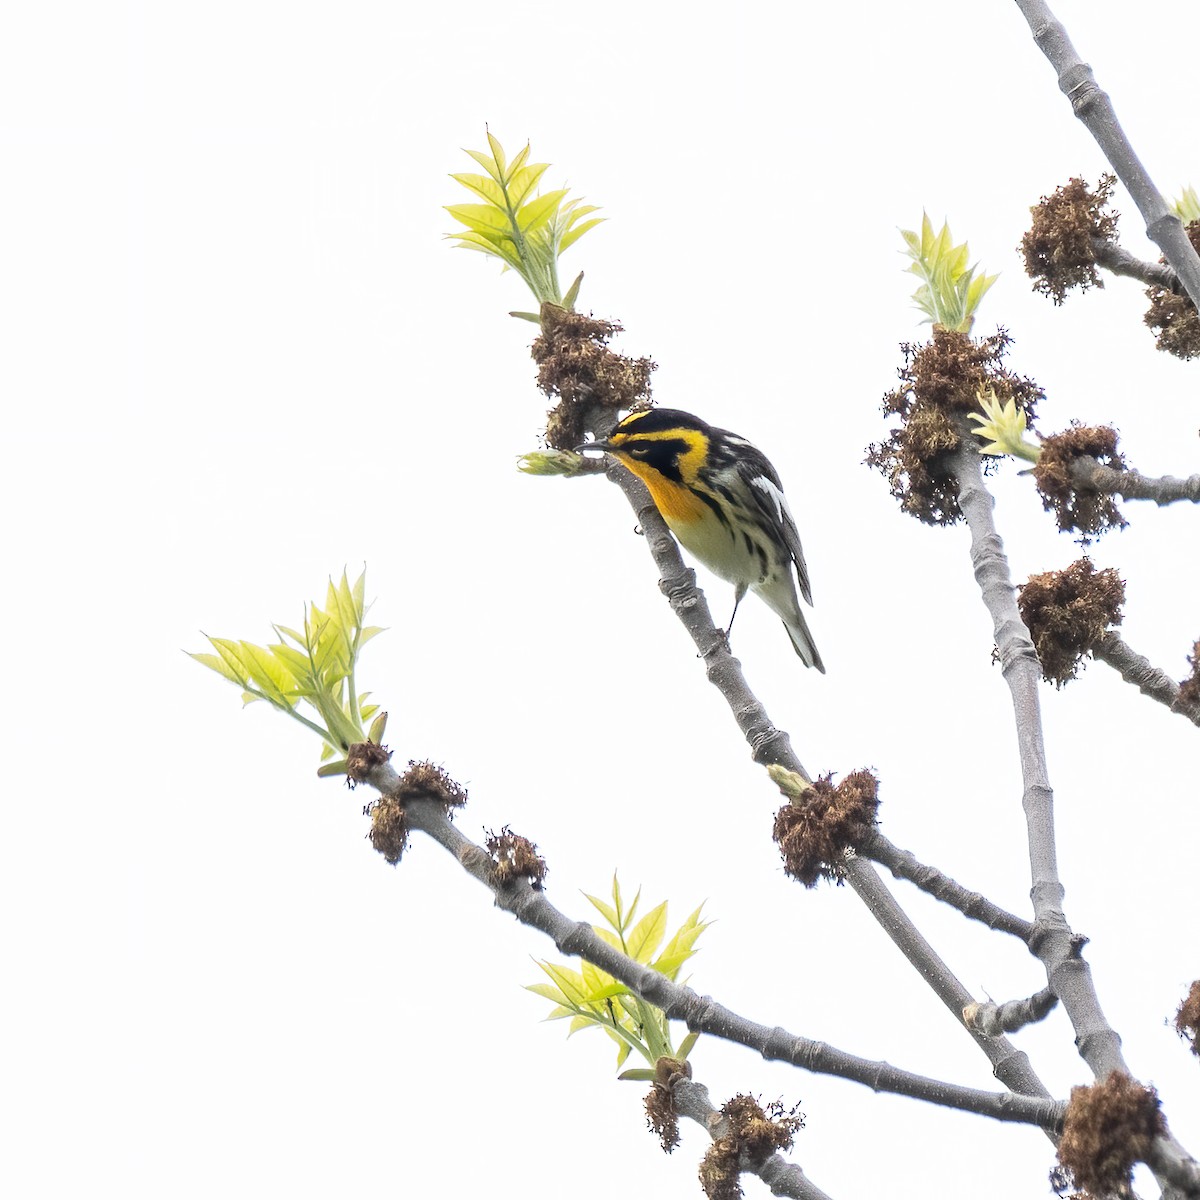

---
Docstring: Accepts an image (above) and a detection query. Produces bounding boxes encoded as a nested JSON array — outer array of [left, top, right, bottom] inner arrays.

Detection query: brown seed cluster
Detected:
[[1017, 560, 1125, 687], [772, 769, 880, 887], [698, 1095, 804, 1200], [1178, 640, 1200, 708], [366, 760, 469, 865], [1032, 423, 1128, 541], [484, 826, 548, 889], [1175, 980, 1200, 1058], [1020, 176, 1119, 305], [1144, 221, 1200, 359], [532, 304, 655, 450], [868, 328, 1042, 524], [1054, 1072, 1165, 1198]]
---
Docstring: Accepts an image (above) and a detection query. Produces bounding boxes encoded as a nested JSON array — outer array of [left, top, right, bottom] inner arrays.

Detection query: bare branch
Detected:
[[1012, 0, 1200, 310], [672, 1079, 835, 1200], [1146, 1141, 1200, 1199], [376, 783, 1064, 1129], [860, 830, 1036, 942], [1070, 455, 1200, 506], [965, 988, 1058, 1037], [952, 441, 1199, 1193], [1092, 239, 1183, 293], [1092, 632, 1200, 728], [954, 441, 1121, 1064], [840, 854, 1053, 1112]]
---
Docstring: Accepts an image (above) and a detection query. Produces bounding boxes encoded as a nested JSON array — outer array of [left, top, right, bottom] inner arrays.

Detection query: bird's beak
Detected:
[[576, 439, 613, 455]]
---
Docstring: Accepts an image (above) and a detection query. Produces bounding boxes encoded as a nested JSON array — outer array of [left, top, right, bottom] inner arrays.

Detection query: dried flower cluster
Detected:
[[1020, 176, 1119, 304], [533, 305, 655, 449], [366, 760, 468, 865], [1175, 980, 1200, 1058], [484, 826, 548, 889], [1144, 221, 1200, 359], [1032, 424, 1128, 541], [645, 1056, 691, 1154], [1054, 1072, 1164, 1198], [772, 769, 880, 887], [699, 1095, 804, 1200], [1178, 640, 1200, 708], [1017, 560, 1125, 687], [868, 329, 1042, 524]]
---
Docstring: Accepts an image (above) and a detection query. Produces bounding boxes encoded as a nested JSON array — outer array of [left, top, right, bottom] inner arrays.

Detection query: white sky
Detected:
[[4, 3, 1198, 1198]]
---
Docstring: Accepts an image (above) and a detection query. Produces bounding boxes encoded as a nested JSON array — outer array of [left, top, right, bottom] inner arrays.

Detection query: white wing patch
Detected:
[[751, 473, 790, 526]]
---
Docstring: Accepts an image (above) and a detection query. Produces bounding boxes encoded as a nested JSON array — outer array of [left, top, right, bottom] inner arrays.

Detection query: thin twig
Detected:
[[840, 854, 1053, 1116], [672, 1079, 835, 1200], [1092, 632, 1200, 728], [860, 830, 1036, 942], [1092, 240, 1183, 293], [378, 785, 1064, 1130], [964, 988, 1058, 1037], [1012, 0, 1200, 309], [952, 441, 1199, 1193], [1070, 456, 1200, 506]]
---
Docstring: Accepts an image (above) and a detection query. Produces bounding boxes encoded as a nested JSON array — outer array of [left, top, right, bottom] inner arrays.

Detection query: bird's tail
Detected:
[[782, 613, 825, 673], [756, 576, 825, 672]]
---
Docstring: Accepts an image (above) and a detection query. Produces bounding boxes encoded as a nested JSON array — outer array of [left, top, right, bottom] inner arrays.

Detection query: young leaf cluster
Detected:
[[527, 874, 709, 1080], [190, 570, 386, 771], [446, 132, 603, 316], [1172, 185, 1200, 225], [902, 214, 998, 332], [970, 386, 1042, 463]]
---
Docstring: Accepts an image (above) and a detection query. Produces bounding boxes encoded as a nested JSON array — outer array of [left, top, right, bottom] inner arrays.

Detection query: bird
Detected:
[[578, 408, 824, 671]]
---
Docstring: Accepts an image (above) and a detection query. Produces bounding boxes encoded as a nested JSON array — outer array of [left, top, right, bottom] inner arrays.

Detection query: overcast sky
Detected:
[[5, 3, 1198, 1198]]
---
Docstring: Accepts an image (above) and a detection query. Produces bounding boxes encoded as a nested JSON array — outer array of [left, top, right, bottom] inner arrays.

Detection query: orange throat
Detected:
[[618, 459, 708, 530]]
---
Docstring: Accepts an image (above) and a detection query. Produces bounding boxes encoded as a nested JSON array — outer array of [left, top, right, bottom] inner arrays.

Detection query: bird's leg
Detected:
[[724, 585, 747, 641]]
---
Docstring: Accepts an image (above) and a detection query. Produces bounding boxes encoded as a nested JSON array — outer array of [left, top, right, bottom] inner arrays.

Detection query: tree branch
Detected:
[[952, 442, 1198, 1192], [954, 442, 1121, 1065], [860, 830, 1036, 942], [1093, 239, 1183, 293], [1069, 456, 1200, 506], [1012, 0, 1200, 310], [672, 1078, 836, 1200], [600, 460, 1054, 1103], [607, 463, 809, 777], [379, 784, 1064, 1130], [1092, 632, 1200, 728], [840, 853, 1052, 1111], [964, 988, 1058, 1037]]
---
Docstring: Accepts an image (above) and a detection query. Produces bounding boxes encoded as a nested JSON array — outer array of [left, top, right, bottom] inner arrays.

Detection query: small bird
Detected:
[[579, 408, 824, 671]]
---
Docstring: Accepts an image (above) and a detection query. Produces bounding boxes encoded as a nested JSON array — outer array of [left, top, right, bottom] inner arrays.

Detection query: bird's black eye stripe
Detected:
[[615, 436, 692, 481]]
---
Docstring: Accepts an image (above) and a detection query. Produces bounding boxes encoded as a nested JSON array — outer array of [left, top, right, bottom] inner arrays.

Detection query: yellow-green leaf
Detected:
[[583, 891, 619, 928], [538, 962, 587, 1004], [449, 171, 505, 207], [446, 202, 515, 235], [189, 649, 245, 686], [526, 981, 569, 1004], [627, 901, 668, 963], [517, 189, 567, 234]]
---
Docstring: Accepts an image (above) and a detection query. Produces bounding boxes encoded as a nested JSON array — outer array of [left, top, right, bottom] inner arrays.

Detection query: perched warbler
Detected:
[[579, 408, 824, 671]]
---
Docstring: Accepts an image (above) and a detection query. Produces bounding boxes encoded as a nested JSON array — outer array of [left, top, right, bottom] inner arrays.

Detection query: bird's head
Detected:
[[577, 408, 711, 484]]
